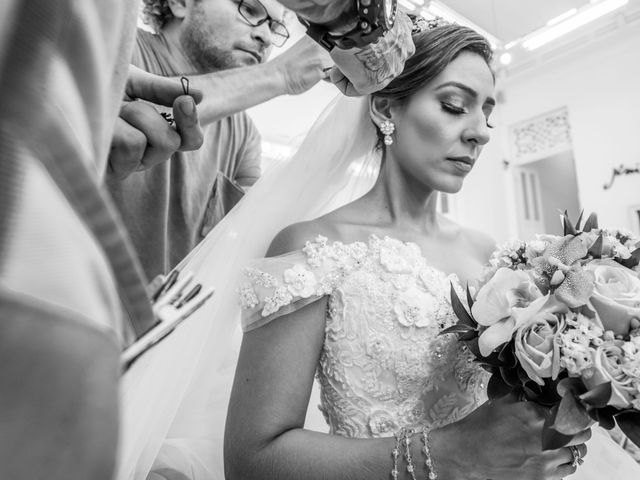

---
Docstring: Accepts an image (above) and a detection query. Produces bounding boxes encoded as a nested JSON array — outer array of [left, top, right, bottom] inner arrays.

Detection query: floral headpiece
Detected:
[[411, 15, 450, 34]]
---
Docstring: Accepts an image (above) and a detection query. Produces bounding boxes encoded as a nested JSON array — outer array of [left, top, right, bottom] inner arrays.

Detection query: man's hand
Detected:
[[269, 36, 333, 96], [328, 10, 414, 96], [108, 65, 205, 180]]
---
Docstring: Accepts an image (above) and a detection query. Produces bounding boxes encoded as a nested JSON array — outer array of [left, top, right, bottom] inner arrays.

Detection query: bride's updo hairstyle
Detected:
[[375, 18, 494, 103]]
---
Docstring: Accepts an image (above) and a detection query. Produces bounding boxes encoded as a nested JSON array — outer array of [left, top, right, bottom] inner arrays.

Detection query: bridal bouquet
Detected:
[[444, 212, 640, 449]]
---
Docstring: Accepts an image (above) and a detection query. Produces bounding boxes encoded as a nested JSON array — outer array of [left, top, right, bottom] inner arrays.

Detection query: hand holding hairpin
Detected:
[[122, 268, 215, 370], [160, 76, 191, 126]]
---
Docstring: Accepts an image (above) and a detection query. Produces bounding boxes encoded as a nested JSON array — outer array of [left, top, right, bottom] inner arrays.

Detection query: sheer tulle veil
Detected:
[[117, 94, 381, 480]]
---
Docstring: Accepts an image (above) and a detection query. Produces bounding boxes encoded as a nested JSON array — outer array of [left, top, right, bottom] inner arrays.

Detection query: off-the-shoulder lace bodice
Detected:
[[239, 235, 488, 438]]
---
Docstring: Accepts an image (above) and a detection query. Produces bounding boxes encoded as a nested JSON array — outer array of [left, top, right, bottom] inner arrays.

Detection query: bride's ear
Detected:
[[369, 96, 396, 130]]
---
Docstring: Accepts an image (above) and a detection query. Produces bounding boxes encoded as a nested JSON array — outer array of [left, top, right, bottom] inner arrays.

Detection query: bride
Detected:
[[119, 19, 640, 480]]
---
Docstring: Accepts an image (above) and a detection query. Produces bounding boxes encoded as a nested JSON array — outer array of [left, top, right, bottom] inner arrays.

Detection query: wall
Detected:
[[499, 25, 640, 236]]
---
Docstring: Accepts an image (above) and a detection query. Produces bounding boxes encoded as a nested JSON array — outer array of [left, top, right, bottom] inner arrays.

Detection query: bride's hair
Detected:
[[375, 22, 494, 103]]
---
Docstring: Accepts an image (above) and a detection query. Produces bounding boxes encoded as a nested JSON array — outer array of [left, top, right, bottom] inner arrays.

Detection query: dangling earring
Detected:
[[380, 120, 396, 146]]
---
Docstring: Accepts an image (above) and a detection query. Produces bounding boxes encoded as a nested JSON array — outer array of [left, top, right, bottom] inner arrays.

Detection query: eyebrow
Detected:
[[436, 81, 496, 107]]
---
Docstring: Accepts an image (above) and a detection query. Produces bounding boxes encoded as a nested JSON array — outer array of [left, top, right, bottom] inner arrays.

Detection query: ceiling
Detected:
[[438, 0, 592, 45]]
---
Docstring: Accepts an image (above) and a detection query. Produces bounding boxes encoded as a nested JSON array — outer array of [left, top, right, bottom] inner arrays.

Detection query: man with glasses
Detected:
[[107, 0, 333, 281]]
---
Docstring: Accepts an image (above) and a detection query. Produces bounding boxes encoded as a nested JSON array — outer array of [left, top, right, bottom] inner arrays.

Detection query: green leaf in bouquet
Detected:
[[592, 406, 617, 430], [487, 372, 512, 399], [575, 210, 585, 231], [521, 379, 561, 406], [522, 380, 543, 399], [498, 341, 516, 363], [449, 282, 476, 328], [583, 212, 599, 232], [553, 390, 592, 435], [574, 304, 596, 319], [587, 232, 604, 258], [465, 336, 482, 359], [440, 324, 475, 336], [578, 382, 612, 409], [500, 365, 521, 388], [618, 247, 640, 270], [614, 410, 640, 449], [557, 377, 585, 397], [562, 210, 578, 236], [542, 404, 575, 450], [480, 342, 509, 368], [466, 285, 475, 310], [459, 329, 478, 341]]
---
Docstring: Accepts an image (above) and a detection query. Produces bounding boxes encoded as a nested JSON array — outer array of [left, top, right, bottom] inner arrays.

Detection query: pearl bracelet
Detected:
[[391, 427, 438, 480], [421, 427, 438, 480]]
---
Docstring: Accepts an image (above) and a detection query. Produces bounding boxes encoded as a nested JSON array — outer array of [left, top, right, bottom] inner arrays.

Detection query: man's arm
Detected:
[[188, 36, 332, 126]]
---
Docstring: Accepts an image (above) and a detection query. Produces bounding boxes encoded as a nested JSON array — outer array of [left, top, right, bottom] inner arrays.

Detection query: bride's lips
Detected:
[[447, 155, 476, 173]]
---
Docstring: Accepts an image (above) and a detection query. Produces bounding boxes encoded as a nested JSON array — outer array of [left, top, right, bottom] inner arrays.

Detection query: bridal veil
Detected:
[[117, 94, 380, 479]]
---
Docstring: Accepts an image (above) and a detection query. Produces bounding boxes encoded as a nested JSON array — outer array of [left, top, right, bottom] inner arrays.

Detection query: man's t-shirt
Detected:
[[107, 30, 262, 280]]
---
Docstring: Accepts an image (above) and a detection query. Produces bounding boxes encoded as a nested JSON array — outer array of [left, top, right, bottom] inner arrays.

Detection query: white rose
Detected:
[[584, 259, 640, 335]]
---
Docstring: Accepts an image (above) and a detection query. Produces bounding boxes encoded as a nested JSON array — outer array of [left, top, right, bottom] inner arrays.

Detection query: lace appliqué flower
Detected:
[[303, 235, 329, 268], [368, 409, 399, 436], [238, 284, 259, 309], [394, 287, 436, 328], [244, 267, 277, 288], [379, 237, 418, 274], [283, 264, 317, 298], [262, 286, 294, 317]]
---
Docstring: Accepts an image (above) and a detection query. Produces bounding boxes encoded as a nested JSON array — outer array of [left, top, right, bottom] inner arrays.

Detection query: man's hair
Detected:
[[141, 0, 175, 31]]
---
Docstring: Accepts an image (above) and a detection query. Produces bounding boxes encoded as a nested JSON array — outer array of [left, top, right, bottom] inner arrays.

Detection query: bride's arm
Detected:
[[224, 298, 406, 479]]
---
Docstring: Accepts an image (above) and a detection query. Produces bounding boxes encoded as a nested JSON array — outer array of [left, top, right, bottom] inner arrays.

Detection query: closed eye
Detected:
[[442, 102, 494, 128], [441, 102, 466, 115]]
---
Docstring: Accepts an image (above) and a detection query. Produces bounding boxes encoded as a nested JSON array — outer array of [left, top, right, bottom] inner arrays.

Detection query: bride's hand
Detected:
[[430, 395, 591, 480]]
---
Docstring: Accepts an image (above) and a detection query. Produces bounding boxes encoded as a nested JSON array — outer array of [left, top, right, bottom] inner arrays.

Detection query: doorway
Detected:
[[512, 150, 581, 237]]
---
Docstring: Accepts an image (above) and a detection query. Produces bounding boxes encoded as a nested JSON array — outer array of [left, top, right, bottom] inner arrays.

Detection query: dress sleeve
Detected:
[[238, 236, 340, 332]]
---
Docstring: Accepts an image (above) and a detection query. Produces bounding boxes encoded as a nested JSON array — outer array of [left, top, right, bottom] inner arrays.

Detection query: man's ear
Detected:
[[167, 0, 188, 19], [369, 96, 396, 130]]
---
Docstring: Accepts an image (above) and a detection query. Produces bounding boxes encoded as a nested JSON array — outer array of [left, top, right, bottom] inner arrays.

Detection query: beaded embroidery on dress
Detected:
[[240, 235, 489, 438]]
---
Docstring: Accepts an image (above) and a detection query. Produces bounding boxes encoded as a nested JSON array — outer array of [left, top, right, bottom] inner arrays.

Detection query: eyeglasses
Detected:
[[237, 0, 290, 47]]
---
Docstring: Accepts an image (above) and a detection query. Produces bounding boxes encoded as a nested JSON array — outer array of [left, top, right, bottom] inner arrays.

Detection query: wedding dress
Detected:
[[239, 234, 640, 479], [118, 95, 640, 480]]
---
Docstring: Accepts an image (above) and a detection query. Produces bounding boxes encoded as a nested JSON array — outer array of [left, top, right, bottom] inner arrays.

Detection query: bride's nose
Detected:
[[462, 114, 491, 146]]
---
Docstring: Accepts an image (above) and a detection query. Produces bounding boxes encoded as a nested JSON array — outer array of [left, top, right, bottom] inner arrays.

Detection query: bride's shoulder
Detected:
[[441, 216, 495, 263], [460, 226, 496, 263], [267, 218, 340, 258]]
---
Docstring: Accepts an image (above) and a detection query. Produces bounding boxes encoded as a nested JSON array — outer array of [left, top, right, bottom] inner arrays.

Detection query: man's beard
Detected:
[[179, 18, 238, 72]]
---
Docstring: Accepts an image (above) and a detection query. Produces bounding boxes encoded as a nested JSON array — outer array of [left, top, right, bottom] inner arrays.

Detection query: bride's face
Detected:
[[390, 50, 495, 194]]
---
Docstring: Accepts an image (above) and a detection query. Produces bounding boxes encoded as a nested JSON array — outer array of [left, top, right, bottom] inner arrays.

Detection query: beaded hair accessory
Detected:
[[411, 15, 450, 34]]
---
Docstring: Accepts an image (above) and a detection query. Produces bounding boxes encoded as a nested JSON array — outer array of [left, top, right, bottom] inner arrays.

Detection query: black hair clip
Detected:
[[161, 76, 191, 125], [180, 76, 189, 96]]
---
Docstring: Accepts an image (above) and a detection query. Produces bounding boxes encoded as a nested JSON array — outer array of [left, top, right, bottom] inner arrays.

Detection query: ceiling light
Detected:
[[546, 8, 578, 26], [398, 0, 416, 11], [523, 0, 628, 51], [499, 52, 512, 65], [426, 1, 501, 49]]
